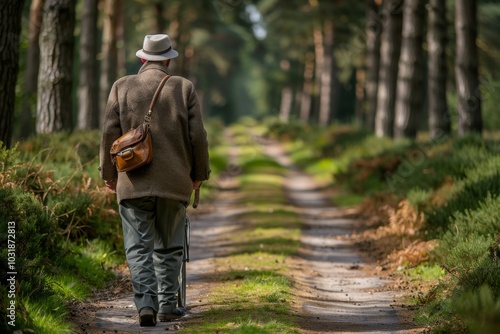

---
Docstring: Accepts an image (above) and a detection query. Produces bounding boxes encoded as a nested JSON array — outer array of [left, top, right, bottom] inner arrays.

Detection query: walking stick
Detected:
[[193, 186, 201, 208]]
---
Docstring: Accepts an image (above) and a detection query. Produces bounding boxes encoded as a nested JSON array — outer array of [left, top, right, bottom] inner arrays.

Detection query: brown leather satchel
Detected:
[[110, 75, 170, 172]]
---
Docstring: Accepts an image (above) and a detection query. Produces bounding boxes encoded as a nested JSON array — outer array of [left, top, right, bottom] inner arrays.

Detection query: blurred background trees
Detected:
[[2, 0, 500, 147]]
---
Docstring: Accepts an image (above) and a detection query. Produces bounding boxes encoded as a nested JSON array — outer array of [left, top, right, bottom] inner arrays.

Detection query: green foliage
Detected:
[[23, 295, 75, 334], [429, 195, 500, 316], [451, 285, 500, 334], [0, 187, 59, 282], [59, 239, 118, 288], [426, 156, 500, 231], [241, 157, 284, 174], [265, 118, 313, 142], [0, 132, 121, 332], [0, 187, 58, 332], [440, 195, 500, 251], [406, 188, 433, 211], [406, 263, 446, 282]]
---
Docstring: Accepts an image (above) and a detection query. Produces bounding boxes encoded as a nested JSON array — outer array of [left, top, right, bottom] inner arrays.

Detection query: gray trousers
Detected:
[[119, 196, 186, 313]]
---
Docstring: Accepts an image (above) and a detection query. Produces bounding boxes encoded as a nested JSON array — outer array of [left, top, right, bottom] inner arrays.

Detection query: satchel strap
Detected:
[[144, 74, 171, 123]]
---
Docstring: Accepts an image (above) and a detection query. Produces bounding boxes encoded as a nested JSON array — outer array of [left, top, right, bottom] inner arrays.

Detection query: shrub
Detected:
[[0, 187, 59, 281], [0, 187, 59, 332], [0, 134, 120, 332], [427, 156, 500, 231]]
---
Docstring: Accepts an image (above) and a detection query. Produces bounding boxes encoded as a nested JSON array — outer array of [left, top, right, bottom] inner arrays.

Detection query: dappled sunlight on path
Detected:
[[77, 132, 421, 333], [262, 141, 422, 334]]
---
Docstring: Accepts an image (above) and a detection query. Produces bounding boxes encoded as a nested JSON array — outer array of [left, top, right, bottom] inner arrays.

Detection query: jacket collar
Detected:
[[138, 61, 170, 75]]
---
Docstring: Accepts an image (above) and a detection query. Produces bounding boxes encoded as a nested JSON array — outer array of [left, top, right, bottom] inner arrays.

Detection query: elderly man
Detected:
[[99, 34, 210, 326]]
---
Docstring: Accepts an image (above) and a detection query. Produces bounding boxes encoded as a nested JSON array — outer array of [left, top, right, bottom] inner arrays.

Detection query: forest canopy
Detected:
[[1, 0, 500, 147]]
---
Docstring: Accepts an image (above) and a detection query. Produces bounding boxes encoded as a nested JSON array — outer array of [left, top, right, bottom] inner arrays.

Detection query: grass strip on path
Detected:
[[180, 127, 301, 334]]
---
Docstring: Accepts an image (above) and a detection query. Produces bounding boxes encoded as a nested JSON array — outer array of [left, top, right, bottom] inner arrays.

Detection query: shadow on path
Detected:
[[78, 136, 422, 334], [262, 141, 422, 334]]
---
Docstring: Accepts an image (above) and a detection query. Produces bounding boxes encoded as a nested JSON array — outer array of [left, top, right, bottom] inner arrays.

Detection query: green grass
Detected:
[[48, 274, 89, 301], [23, 296, 75, 334], [333, 191, 366, 207], [405, 263, 446, 282], [185, 261, 299, 334]]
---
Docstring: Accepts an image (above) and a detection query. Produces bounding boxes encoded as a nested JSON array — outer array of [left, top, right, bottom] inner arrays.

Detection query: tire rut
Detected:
[[263, 141, 422, 334]]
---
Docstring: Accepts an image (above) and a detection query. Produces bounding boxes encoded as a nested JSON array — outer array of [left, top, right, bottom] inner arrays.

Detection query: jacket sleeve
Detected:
[[187, 82, 211, 181], [99, 83, 121, 181]]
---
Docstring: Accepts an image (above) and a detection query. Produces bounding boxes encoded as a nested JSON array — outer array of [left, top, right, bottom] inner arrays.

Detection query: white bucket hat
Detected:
[[135, 34, 179, 61]]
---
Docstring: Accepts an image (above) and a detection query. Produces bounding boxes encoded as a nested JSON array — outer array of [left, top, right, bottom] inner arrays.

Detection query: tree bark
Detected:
[[455, 0, 482, 136], [115, 0, 126, 77], [20, 0, 44, 139], [99, 0, 119, 125], [154, 1, 165, 33], [355, 67, 365, 125], [300, 52, 314, 123], [77, 0, 99, 130], [394, 0, 426, 140], [427, 0, 450, 139], [312, 24, 324, 123], [0, 0, 25, 147], [172, 2, 191, 78], [318, 19, 334, 126], [37, 0, 76, 134], [374, 0, 403, 138], [364, 0, 381, 131], [279, 87, 293, 122], [279, 60, 293, 122]]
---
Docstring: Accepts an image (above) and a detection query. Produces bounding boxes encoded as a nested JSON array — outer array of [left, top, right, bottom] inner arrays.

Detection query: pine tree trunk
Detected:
[[364, 0, 381, 131], [355, 68, 365, 125], [312, 25, 324, 123], [394, 0, 426, 140], [36, 0, 75, 134], [427, 0, 450, 139], [175, 3, 191, 78], [455, 0, 482, 136], [300, 52, 314, 123], [318, 19, 334, 126], [77, 0, 99, 130], [20, 0, 44, 139], [0, 0, 25, 147], [279, 87, 293, 122], [279, 60, 293, 122], [167, 2, 181, 71], [99, 0, 119, 125], [154, 1, 165, 33], [375, 0, 403, 138], [116, 0, 126, 77]]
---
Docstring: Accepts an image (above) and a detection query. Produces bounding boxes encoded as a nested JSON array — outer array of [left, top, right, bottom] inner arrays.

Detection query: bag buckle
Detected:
[[144, 110, 152, 123], [117, 147, 133, 157]]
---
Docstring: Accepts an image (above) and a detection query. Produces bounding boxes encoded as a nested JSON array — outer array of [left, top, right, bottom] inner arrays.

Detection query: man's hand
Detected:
[[105, 179, 117, 192], [193, 180, 202, 189]]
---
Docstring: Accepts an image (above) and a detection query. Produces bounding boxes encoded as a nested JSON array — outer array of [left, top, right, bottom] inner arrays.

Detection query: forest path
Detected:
[[74, 137, 421, 334], [262, 142, 421, 333]]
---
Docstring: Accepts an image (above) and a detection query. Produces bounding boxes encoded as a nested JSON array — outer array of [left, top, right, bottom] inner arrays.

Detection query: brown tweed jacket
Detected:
[[99, 61, 210, 203]]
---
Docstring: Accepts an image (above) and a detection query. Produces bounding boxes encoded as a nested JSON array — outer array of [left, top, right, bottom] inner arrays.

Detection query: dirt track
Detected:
[[73, 139, 422, 333], [264, 142, 421, 334]]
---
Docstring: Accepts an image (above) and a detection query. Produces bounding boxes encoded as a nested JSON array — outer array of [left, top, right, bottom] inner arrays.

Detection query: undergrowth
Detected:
[[0, 131, 123, 333]]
